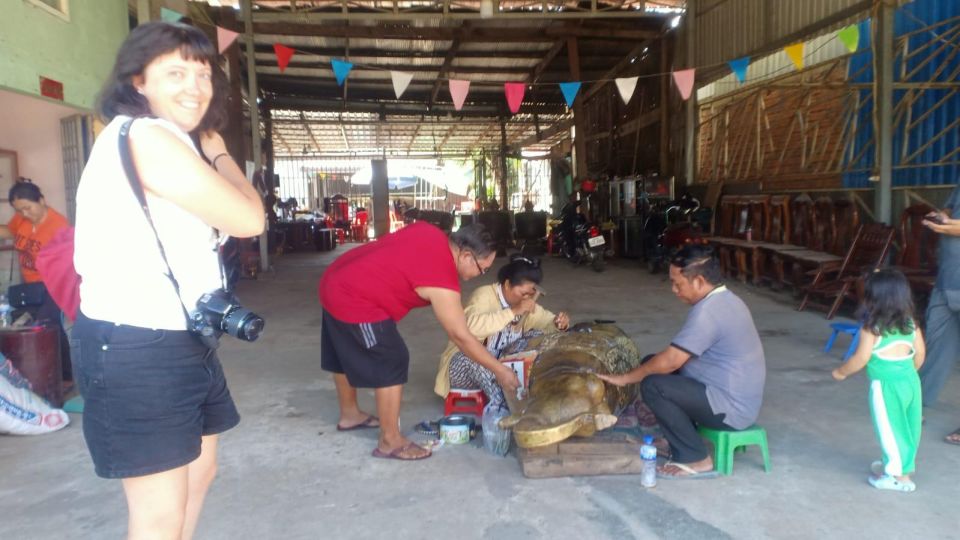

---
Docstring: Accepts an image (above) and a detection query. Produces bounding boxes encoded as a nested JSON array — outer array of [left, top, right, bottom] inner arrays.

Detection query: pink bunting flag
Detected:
[[449, 79, 470, 111], [217, 26, 239, 54], [273, 43, 295, 73], [504, 82, 526, 114], [672, 69, 696, 101]]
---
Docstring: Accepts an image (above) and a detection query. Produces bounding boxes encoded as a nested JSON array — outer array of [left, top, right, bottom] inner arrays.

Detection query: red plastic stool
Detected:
[[444, 388, 487, 417], [334, 228, 346, 245]]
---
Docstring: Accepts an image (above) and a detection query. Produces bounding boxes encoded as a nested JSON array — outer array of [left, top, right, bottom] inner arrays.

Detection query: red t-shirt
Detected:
[[319, 222, 460, 323]]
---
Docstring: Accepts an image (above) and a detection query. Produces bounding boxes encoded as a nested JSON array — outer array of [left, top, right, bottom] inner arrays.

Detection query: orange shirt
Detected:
[[8, 208, 69, 283]]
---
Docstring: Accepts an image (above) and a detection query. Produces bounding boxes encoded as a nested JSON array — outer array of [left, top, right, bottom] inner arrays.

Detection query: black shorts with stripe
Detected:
[[320, 309, 409, 388]]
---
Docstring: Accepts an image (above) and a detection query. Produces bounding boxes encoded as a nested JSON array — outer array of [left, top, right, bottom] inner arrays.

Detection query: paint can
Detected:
[[439, 415, 472, 445]]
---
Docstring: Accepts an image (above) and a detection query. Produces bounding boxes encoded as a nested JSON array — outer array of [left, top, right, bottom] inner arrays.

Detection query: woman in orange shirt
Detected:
[[0, 179, 71, 379]]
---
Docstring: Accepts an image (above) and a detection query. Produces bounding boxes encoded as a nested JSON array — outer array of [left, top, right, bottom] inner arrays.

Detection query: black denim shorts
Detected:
[[320, 309, 409, 388], [71, 312, 240, 479]]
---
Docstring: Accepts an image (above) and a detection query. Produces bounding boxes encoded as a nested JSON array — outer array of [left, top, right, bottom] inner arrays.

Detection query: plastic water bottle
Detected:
[[640, 435, 658, 488], [0, 294, 11, 328]]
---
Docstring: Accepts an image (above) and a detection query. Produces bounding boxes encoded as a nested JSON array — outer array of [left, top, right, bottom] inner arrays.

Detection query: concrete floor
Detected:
[[2, 246, 959, 540]]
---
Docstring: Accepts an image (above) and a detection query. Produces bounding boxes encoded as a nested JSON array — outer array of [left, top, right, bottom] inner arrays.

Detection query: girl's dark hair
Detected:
[[862, 269, 915, 335], [497, 254, 543, 286], [96, 22, 228, 132], [8, 179, 43, 203], [670, 243, 723, 284], [449, 224, 495, 258]]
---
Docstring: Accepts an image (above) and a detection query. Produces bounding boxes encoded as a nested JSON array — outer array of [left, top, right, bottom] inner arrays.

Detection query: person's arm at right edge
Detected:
[[420, 287, 520, 395], [131, 126, 264, 238]]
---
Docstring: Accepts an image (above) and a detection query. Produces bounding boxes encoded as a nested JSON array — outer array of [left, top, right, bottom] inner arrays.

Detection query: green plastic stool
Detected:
[[697, 425, 771, 476]]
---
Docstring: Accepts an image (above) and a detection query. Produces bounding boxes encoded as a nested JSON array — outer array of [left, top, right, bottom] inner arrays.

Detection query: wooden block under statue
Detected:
[[0, 325, 63, 407], [516, 430, 644, 479]]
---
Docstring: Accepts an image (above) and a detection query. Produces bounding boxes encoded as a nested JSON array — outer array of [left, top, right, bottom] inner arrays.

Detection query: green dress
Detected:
[[866, 326, 922, 476]]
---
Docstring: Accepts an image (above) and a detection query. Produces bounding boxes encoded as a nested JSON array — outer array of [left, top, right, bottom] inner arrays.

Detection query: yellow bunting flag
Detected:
[[784, 43, 804, 71]]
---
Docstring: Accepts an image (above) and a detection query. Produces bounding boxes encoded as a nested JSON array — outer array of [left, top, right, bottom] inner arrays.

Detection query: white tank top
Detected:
[[74, 115, 222, 330]]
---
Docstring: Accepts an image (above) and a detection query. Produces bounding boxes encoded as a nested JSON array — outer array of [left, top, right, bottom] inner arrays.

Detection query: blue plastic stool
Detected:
[[824, 321, 860, 361]]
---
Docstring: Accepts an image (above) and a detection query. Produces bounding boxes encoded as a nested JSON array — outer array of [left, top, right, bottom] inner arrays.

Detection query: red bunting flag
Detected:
[[273, 43, 295, 73], [504, 82, 526, 114]]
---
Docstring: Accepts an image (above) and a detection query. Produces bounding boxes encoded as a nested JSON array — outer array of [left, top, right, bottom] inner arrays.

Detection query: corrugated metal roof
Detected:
[[694, 0, 872, 69]]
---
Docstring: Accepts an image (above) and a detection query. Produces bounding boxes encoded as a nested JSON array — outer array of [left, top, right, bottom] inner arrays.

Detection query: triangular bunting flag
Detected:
[[728, 57, 749, 84], [160, 7, 183, 23], [331, 59, 353, 86], [391, 71, 414, 99], [273, 44, 295, 73], [615, 76, 639, 105], [449, 79, 470, 111], [785, 42, 804, 71], [837, 24, 860, 53], [504, 82, 525, 114], [672, 69, 696, 100], [559, 82, 581, 108], [217, 26, 240, 54]]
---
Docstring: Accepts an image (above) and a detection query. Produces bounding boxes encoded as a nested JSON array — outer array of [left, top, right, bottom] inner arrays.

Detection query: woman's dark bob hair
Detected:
[[497, 254, 543, 286], [96, 22, 228, 132]]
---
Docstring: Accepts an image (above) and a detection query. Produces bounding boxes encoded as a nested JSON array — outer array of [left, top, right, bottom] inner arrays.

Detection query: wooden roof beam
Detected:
[[299, 111, 324, 152], [582, 38, 653, 102], [244, 23, 660, 42]]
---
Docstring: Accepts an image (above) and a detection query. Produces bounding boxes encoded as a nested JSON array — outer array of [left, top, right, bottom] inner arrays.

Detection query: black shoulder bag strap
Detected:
[[117, 118, 196, 327]]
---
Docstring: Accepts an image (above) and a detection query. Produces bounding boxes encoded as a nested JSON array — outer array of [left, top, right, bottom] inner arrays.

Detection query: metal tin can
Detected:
[[439, 415, 472, 445]]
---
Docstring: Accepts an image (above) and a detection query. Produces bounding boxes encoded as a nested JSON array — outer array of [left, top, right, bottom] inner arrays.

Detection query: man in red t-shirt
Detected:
[[319, 222, 519, 460]]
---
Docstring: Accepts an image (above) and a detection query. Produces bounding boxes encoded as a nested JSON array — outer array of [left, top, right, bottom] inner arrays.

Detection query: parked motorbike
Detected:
[[645, 194, 704, 273], [554, 198, 606, 272]]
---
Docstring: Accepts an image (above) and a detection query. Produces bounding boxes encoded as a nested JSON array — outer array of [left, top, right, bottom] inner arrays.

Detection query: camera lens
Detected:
[[222, 308, 264, 342]]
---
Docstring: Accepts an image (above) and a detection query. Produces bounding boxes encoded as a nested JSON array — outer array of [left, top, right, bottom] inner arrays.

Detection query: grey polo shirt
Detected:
[[937, 183, 960, 294], [672, 286, 766, 430]]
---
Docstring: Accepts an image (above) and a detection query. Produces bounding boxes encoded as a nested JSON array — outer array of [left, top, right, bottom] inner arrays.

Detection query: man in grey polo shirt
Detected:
[[601, 244, 765, 478], [918, 182, 960, 445]]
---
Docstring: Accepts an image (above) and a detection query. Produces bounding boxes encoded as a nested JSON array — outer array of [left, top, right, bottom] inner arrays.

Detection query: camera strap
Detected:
[[118, 118, 203, 329]]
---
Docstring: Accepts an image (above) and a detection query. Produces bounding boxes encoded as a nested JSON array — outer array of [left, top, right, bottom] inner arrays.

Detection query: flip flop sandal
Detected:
[[868, 474, 916, 492], [657, 461, 720, 480], [371, 442, 432, 461], [944, 428, 960, 446], [336, 415, 380, 431]]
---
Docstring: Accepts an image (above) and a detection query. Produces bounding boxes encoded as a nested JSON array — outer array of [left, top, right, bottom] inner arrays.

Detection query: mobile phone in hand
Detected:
[[924, 213, 946, 225]]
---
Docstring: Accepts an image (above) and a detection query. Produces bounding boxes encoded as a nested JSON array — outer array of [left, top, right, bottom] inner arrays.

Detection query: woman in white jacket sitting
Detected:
[[434, 255, 569, 408]]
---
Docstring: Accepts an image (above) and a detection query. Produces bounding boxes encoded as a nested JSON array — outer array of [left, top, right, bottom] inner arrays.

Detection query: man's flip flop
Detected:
[[657, 461, 720, 480], [336, 415, 380, 431], [944, 428, 960, 446], [371, 442, 432, 461]]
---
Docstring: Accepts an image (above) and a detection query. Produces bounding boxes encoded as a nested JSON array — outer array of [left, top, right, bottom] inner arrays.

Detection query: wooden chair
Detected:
[[797, 223, 895, 319], [830, 198, 861, 256], [719, 196, 769, 282], [738, 195, 794, 285], [763, 195, 818, 287]]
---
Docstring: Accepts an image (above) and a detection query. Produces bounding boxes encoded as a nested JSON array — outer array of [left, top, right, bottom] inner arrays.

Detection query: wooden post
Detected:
[[500, 116, 509, 210], [659, 38, 670, 176], [241, 0, 268, 271], [683, 0, 698, 185], [223, 7, 245, 165], [567, 38, 588, 181], [137, 0, 160, 25], [371, 159, 390, 238]]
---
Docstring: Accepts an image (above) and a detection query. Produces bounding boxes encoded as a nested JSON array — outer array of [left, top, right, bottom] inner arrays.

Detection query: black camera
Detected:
[[189, 289, 265, 349]]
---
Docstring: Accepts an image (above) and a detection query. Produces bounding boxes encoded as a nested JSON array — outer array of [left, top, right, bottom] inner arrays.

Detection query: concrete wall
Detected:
[[0, 0, 129, 110], [0, 89, 81, 219]]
